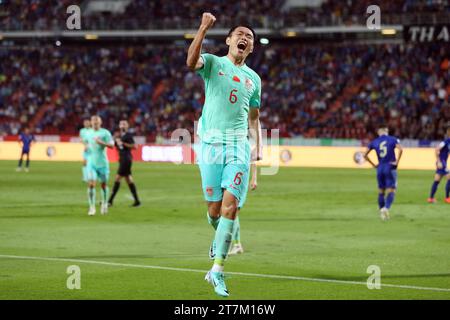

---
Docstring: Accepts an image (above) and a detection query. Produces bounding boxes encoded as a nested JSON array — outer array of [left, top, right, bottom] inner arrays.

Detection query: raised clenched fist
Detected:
[[201, 12, 216, 30]]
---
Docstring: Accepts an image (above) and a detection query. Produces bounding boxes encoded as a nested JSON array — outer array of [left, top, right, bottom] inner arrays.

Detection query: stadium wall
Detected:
[[260, 146, 436, 170], [0, 142, 194, 164], [0, 142, 437, 170], [0, 142, 85, 161]]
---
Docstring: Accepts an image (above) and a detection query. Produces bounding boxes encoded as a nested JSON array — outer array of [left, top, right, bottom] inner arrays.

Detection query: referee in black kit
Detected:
[[108, 120, 141, 207]]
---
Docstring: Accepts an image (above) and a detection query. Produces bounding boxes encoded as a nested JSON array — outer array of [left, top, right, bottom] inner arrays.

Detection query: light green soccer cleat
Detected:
[[205, 270, 229, 297]]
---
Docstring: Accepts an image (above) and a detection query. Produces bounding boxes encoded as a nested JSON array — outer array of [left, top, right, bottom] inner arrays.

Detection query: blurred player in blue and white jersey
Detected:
[[363, 126, 403, 221], [16, 127, 36, 172], [428, 127, 450, 204]]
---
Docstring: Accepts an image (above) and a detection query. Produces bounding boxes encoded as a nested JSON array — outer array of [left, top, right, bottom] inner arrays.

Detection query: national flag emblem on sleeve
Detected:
[[245, 78, 253, 90]]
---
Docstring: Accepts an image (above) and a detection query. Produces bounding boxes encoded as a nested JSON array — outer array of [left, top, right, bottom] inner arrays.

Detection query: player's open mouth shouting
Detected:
[[237, 40, 248, 54]]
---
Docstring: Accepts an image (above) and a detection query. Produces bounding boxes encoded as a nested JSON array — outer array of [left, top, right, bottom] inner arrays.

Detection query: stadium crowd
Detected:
[[0, 0, 284, 30], [1, 41, 449, 141], [1, 0, 448, 30], [286, 0, 450, 26]]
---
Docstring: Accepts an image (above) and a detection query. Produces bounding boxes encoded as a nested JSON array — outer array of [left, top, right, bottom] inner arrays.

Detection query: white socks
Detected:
[[211, 264, 224, 273]]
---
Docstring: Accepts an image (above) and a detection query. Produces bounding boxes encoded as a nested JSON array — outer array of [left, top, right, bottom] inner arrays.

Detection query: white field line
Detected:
[[0, 254, 449, 293]]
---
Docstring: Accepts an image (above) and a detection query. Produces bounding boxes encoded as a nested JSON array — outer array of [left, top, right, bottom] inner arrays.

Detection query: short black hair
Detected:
[[227, 25, 257, 42]]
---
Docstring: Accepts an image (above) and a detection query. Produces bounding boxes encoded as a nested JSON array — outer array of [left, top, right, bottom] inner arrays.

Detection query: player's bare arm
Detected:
[[436, 144, 443, 169], [116, 136, 136, 149], [393, 143, 403, 166], [186, 13, 216, 70], [363, 148, 377, 168], [95, 138, 114, 149], [122, 141, 135, 149], [249, 109, 262, 161], [115, 137, 122, 146], [250, 163, 258, 191], [249, 118, 261, 190]]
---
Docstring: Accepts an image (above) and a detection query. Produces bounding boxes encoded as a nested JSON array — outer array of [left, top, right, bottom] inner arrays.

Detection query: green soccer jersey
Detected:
[[88, 128, 113, 168], [80, 128, 93, 154], [79, 128, 93, 144], [196, 53, 261, 144]]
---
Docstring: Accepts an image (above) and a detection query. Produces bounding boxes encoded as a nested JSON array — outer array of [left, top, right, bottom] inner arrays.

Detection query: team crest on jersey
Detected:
[[245, 78, 253, 90], [218, 70, 225, 76]]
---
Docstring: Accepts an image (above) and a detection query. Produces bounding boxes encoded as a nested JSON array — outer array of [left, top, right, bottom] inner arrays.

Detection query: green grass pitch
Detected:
[[0, 160, 449, 300]]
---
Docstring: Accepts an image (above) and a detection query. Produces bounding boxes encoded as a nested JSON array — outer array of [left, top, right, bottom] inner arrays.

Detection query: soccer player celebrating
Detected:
[[86, 115, 114, 216], [108, 120, 141, 207], [363, 126, 403, 221], [16, 127, 36, 172], [186, 13, 262, 297], [79, 119, 92, 182], [428, 127, 450, 204]]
